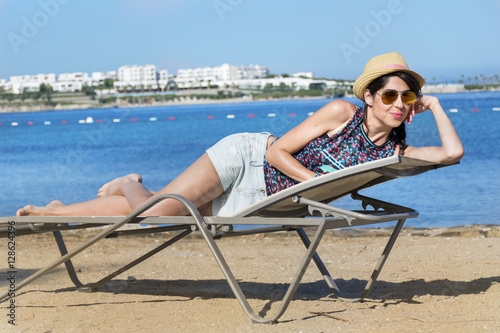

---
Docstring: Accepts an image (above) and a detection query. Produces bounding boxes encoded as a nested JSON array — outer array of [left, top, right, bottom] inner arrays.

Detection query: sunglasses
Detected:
[[376, 89, 417, 106]]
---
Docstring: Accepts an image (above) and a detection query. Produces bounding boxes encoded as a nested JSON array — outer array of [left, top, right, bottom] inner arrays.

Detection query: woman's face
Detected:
[[365, 76, 413, 129]]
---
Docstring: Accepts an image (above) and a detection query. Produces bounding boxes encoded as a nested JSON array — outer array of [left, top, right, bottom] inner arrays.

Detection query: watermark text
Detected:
[[339, 0, 403, 63], [6, 221, 17, 325], [7, 0, 72, 54]]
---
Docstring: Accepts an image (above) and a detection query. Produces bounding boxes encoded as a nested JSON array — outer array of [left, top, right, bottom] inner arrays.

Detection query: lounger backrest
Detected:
[[234, 156, 447, 218]]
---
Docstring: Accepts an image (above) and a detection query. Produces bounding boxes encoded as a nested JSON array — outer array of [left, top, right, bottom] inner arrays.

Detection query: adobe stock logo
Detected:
[[339, 0, 403, 63], [7, 0, 72, 54], [212, 0, 243, 21]]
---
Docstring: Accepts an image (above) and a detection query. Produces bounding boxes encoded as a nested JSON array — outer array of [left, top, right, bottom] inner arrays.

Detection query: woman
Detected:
[[17, 52, 464, 217]]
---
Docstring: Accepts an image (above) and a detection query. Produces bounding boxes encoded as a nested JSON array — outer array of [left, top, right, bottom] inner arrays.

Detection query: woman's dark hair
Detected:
[[362, 71, 421, 153]]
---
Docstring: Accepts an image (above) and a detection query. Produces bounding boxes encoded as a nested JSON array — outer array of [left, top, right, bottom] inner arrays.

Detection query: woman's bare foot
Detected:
[[97, 174, 142, 198], [17, 200, 65, 216]]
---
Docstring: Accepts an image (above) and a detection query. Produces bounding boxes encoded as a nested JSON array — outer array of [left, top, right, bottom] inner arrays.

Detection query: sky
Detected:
[[1, 0, 499, 83]]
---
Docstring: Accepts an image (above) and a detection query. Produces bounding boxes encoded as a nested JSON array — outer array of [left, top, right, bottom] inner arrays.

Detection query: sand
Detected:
[[1, 225, 499, 332]]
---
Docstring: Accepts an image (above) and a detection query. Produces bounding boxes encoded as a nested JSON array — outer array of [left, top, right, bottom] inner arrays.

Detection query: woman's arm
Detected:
[[265, 99, 356, 182], [405, 95, 464, 164]]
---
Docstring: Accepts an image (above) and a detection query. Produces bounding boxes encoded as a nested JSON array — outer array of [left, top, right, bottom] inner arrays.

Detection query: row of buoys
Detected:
[[2, 106, 499, 127], [2, 106, 500, 127], [450, 107, 500, 113], [204, 112, 301, 119], [1, 112, 313, 127]]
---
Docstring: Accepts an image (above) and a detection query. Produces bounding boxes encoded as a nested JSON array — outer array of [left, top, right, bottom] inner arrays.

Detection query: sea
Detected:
[[1, 91, 499, 229]]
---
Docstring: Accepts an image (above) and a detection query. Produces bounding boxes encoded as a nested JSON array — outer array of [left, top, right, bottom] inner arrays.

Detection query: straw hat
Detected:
[[353, 52, 425, 101]]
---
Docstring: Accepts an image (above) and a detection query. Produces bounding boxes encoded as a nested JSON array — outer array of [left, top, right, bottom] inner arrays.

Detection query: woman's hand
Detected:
[[403, 94, 464, 164], [407, 95, 440, 125]]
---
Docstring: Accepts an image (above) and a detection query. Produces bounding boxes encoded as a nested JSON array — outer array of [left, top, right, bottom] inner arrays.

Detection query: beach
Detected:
[[1, 225, 498, 332]]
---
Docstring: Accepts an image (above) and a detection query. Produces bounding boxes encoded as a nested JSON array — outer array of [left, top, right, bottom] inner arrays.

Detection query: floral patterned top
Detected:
[[263, 105, 398, 195]]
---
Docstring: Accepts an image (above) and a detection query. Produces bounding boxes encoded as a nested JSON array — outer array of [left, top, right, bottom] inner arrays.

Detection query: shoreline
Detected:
[[1, 88, 499, 114], [0, 95, 324, 114]]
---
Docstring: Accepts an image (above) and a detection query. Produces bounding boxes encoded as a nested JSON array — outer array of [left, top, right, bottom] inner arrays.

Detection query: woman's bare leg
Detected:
[[97, 174, 143, 198], [94, 153, 223, 216], [130, 153, 224, 216], [17, 153, 223, 217], [17, 195, 133, 216]]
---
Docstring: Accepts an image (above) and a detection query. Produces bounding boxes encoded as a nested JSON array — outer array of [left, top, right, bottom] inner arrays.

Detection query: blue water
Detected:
[[1, 92, 499, 228]]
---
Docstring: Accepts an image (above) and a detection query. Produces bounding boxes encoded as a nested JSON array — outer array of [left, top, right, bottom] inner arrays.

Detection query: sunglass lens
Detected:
[[381, 91, 398, 104], [402, 91, 416, 105]]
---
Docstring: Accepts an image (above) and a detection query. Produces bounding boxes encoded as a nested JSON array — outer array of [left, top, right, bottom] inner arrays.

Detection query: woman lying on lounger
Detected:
[[17, 52, 464, 217]]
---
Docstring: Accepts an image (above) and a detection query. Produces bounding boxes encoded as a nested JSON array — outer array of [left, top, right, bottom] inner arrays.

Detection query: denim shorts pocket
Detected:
[[235, 187, 263, 199], [249, 132, 269, 167]]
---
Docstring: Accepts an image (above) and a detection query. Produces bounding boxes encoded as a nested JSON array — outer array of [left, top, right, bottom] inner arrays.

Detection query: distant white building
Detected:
[[8, 73, 57, 93], [157, 69, 170, 89], [5, 72, 99, 93], [234, 77, 316, 90], [52, 72, 93, 92], [0, 78, 9, 93], [175, 64, 269, 89], [91, 71, 117, 86], [115, 64, 159, 90], [157, 69, 169, 81], [58, 72, 89, 83], [234, 76, 349, 91], [292, 72, 314, 79], [52, 81, 85, 93]]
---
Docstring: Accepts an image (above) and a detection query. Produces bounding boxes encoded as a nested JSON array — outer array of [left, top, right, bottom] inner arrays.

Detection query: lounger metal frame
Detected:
[[0, 156, 451, 323]]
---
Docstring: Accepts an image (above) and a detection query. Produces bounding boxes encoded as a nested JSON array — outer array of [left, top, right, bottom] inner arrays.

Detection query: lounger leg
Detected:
[[297, 219, 405, 302], [295, 228, 342, 296], [194, 214, 330, 324], [52, 231, 86, 289], [269, 220, 329, 322], [356, 218, 406, 301]]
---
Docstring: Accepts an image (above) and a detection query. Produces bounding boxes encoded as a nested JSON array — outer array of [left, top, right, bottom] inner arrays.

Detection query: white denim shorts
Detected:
[[206, 132, 271, 217]]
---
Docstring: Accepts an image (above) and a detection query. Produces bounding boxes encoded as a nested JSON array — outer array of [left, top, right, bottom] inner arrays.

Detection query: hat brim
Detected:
[[353, 68, 426, 101]]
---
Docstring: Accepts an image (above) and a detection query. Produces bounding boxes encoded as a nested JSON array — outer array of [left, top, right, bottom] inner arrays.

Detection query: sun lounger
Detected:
[[0, 156, 453, 323]]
